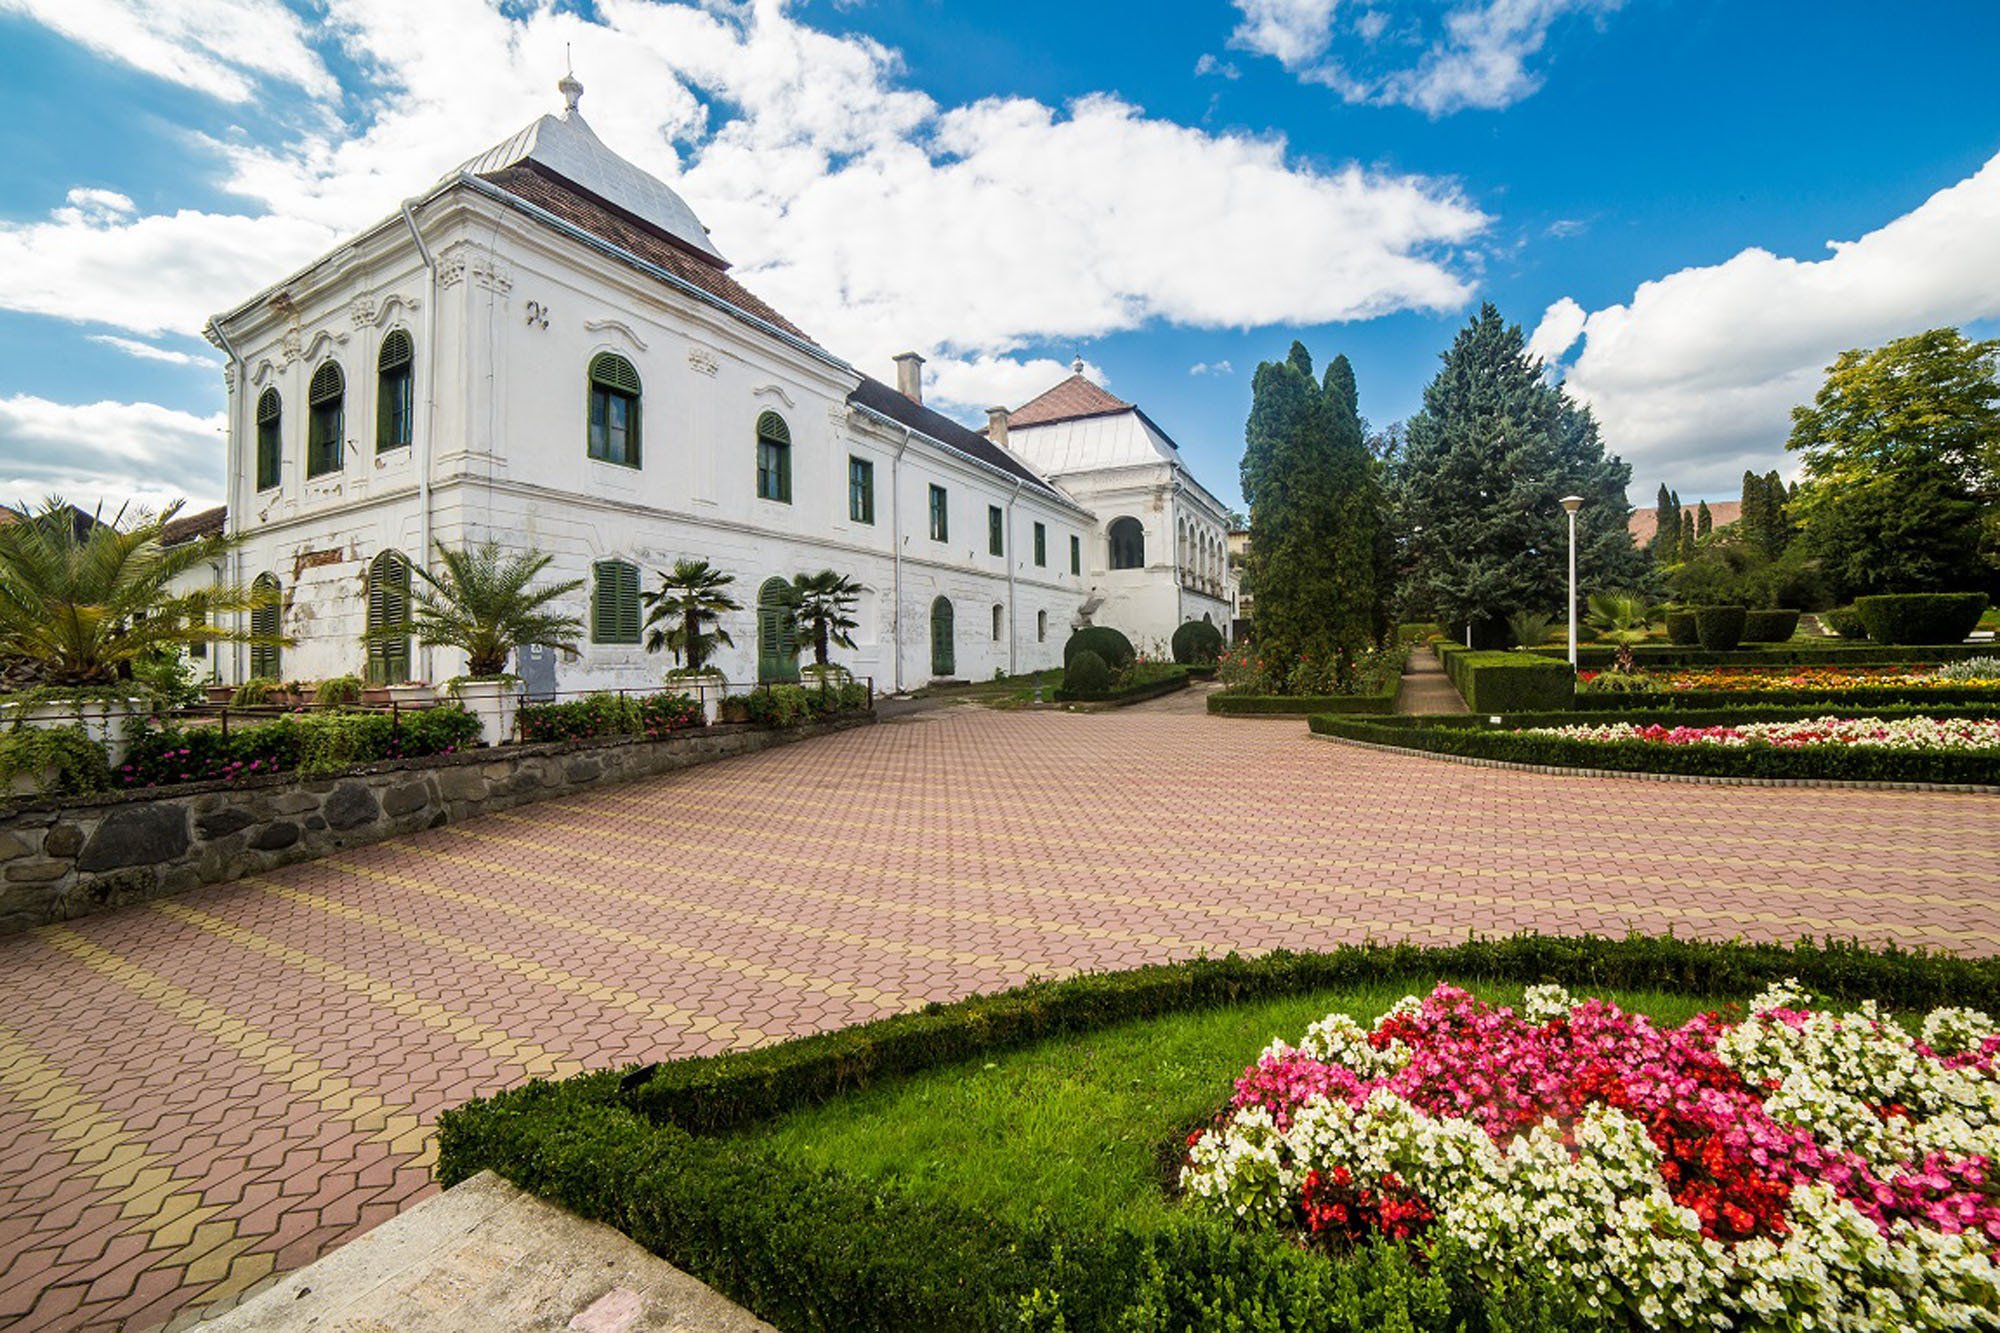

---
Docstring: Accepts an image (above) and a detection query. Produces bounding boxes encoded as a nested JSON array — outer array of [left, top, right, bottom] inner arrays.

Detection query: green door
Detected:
[[930, 596, 955, 677], [757, 578, 800, 683]]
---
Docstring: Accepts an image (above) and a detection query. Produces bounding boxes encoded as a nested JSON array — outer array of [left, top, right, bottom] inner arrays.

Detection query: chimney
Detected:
[[892, 351, 925, 405], [986, 406, 1010, 449]]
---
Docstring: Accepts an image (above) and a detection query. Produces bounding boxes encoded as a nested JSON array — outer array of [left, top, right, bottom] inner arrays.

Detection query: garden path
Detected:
[[0, 702, 1992, 1330], [1395, 649, 1469, 714]]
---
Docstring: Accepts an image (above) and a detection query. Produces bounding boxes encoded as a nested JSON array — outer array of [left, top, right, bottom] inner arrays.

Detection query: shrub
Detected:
[[1853, 592, 1990, 646], [1505, 609, 1555, 649], [231, 677, 279, 707], [1664, 610, 1700, 645], [130, 652, 204, 710], [1822, 607, 1868, 639], [1930, 656, 2000, 682], [517, 691, 707, 743], [118, 707, 478, 788], [1169, 620, 1224, 665], [0, 724, 110, 796], [314, 675, 364, 707], [1436, 647, 1574, 713], [1063, 626, 1135, 671], [1694, 605, 1747, 651], [1577, 670, 1662, 694], [1064, 650, 1112, 699], [1740, 609, 1800, 642]]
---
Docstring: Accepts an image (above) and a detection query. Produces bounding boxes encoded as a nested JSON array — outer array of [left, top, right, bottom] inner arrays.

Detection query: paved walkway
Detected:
[[1, 694, 1994, 1330], [1395, 649, 1468, 714]]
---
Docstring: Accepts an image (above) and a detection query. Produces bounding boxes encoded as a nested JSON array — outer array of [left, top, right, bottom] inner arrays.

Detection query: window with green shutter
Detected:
[[1070, 534, 1081, 575], [929, 485, 948, 542], [848, 455, 874, 524], [250, 574, 282, 679], [1034, 522, 1047, 567], [587, 354, 642, 467], [592, 560, 641, 644], [377, 329, 414, 452], [306, 361, 344, 478], [366, 550, 412, 684], [988, 505, 1003, 557], [255, 388, 282, 491], [756, 411, 791, 502]]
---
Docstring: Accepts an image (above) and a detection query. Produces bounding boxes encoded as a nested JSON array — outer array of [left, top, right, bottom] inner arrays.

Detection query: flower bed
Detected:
[[1182, 982, 2000, 1328], [1644, 664, 2000, 691], [515, 690, 704, 743], [1525, 715, 2000, 751], [116, 707, 481, 788]]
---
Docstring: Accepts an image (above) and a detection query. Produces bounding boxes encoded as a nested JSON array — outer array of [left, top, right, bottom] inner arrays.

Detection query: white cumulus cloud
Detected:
[[0, 395, 225, 511], [1541, 150, 2000, 498], [0, 0, 336, 101], [85, 335, 218, 367]]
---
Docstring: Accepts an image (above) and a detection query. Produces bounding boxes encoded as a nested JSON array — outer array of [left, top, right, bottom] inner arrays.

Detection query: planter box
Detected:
[[361, 685, 393, 706], [387, 684, 438, 709], [204, 685, 235, 706], [666, 673, 727, 727], [2, 696, 148, 765], [455, 679, 519, 746]]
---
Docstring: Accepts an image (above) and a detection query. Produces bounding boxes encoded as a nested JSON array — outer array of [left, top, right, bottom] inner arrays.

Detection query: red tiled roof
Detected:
[[160, 504, 227, 546], [1629, 500, 1742, 546], [479, 164, 816, 345], [1007, 374, 1133, 428]]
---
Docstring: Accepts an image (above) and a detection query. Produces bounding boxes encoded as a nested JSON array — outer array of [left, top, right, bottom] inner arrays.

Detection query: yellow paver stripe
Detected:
[[245, 878, 769, 1047], [0, 1025, 277, 1301], [321, 856, 912, 1010], [153, 902, 585, 1082], [43, 928, 433, 1163]]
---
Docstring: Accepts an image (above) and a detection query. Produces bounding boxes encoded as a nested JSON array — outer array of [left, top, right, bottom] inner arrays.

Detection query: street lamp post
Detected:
[[1561, 495, 1584, 667]]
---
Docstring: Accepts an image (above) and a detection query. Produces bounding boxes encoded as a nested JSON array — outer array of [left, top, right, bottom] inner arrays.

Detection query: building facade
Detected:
[[204, 83, 1094, 695]]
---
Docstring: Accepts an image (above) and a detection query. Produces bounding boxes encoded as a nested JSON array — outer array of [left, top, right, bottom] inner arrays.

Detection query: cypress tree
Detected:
[[1650, 484, 1677, 563], [1739, 470, 1769, 555], [1677, 518, 1695, 565], [1696, 500, 1713, 539], [1764, 471, 1792, 556]]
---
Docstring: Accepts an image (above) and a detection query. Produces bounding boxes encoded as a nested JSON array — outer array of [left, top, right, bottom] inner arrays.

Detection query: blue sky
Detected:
[[1, 0, 1997, 515]]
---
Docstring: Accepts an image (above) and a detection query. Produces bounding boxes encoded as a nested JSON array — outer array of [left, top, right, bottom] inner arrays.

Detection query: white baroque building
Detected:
[[201, 81, 1233, 694]]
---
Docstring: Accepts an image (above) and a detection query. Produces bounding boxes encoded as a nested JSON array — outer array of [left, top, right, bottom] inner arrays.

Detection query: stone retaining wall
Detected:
[[0, 715, 873, 935]]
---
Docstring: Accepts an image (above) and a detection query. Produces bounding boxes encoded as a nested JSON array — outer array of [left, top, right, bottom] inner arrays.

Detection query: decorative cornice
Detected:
[[584, 318, 649, 351]]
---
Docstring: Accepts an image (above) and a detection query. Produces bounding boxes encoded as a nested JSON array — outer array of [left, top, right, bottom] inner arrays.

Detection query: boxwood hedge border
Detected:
[[438, 936, 2000, 1332], [1307, 710, 2000, 788], [1053, 665, 1190, 706], [1207, 672, 1400, 716]]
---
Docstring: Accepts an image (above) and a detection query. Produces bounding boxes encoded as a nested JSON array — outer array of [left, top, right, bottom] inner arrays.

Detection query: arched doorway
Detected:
[[930, 596, 955, 677], [756, 577, 799, 683], [1108, 516, 1145, 570]]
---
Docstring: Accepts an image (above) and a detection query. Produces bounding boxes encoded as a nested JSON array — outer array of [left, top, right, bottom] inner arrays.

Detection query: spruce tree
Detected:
[[1393, 304, 1642, 641], [1240, 342, 1385, 685], [1696, 500, 1713, 539]]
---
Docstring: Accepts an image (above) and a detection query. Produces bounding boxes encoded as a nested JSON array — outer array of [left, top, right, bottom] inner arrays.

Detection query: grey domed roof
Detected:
[[454, 102, 725, 266]]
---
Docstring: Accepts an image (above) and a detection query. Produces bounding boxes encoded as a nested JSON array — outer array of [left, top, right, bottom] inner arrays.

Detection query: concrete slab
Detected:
[[187, 1172, 772, 1333]]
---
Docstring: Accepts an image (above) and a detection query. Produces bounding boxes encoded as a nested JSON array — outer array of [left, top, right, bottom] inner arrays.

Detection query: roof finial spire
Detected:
[[559, 48, 583, 116], [1071, 354, 1085, 376]]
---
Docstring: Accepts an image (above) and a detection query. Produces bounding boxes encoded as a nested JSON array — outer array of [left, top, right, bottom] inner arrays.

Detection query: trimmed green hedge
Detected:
[[1822, 607, 1868, 639], [1063, 626, 1135, 671], [1054, 665, 1189, 705], [1854, 592, 1990, 646], [1208, 672, 1399, 716], [1664, 610, 1700, 646], [1435, 644, 1575, 712], [439, 937, 2000, 1332], [1694, 604, 1747, 651], [1530, 642, 1995, 669], [1741, 609, 1801, 642], [1170, 619, 1224, 665], [1309, 712, 2000, 786]]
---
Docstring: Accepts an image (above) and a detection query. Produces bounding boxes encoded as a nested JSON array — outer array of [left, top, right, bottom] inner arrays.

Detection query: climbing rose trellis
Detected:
[[1180, 984, 2000, 1329]]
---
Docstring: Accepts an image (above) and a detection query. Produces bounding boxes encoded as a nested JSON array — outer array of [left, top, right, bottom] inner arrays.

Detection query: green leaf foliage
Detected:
[[1062, 626, 1134, 671], [641, 560, 741, 673], [1169, 619, 1224, 664], [377, 542, 585, 679], [789, 569, 863, 669]]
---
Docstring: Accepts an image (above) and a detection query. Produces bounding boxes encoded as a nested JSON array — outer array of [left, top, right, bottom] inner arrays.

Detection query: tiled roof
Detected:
[[479, 165, 816, 345], [847, 377, 1063, 499], [1629, 500, 1742, 546], [1006, 374, 1133, 428], [160, 505, 227, 546]]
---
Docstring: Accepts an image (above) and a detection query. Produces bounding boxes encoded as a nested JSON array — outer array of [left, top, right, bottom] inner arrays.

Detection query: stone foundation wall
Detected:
[[0, 715, 872, 935]]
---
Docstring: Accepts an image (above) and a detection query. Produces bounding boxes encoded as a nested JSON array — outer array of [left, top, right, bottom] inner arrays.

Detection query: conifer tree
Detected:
[[1650, 484, 1677, 563], [1763, 471, 1792, 556], [1240, 342, 1385, 684], [1739, 470, 1770, 556], [1696, 500, 1713, 539], [1677, 519, 1695, 565]]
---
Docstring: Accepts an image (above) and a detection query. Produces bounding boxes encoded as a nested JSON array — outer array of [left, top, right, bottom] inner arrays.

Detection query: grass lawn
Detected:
[[747, 980, 1723, 1234], [910, 669, 1065, 707]]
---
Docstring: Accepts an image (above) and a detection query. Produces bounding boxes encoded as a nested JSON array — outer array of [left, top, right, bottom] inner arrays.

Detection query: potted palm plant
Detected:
[[791, 569, 863, 693], [642, 559, 740, 725], [371, 541, 583, 746], [0, 497, 280, 762]]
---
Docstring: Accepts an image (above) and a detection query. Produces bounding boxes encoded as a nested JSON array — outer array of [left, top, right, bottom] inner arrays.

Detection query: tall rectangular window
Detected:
[[988, 505, 1004, 557], [929, 485, 948, 542], [587, 353, 642, 469], [591, 560, 642, 644], [1069, 534, 1081, 575], [1033, 522, 1047, 567], [848, 456, 874, 524], [255, 389, 282, 492], [756, 412, 791, 502]]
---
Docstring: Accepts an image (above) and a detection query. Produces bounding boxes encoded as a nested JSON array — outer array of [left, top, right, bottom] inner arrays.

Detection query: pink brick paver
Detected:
[[0, 691, 1993, 1329]]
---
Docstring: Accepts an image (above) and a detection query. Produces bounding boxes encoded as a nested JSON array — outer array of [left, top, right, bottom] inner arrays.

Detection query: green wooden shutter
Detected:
[[250, 575, 281, 679], [593, 561, 640, 644], [255, 389, 282, 491], [377, 330, 413, 452]]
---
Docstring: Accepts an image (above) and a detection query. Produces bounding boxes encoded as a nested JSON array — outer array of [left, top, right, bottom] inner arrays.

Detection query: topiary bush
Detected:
[[1821, 607, 1868, 639], [1063, 626, 1135, 671], [1169, 619, 1224, 665], [1694, 605, 1747, 652], [1064, 650, 1112, 699], [1740, 609, 1800, 643], [1853, 593, 1990, 646], [1664, 610, 1700, 646]]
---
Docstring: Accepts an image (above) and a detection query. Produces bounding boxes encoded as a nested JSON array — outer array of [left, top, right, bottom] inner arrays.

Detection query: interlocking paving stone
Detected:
[[0, 689, 1993, 1329]]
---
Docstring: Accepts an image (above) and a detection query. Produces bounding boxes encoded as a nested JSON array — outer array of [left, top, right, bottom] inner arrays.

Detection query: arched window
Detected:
[[587, 353, 642, 467], [930, 596, 955, 676], [377, 329, 414, 452], [307, 362, 345, 478], [756, 411, 791, 502], [255, 388, 282, 492], [591, 559, 641, 644], [991, 604, 1004, 642], [1108, 516, 1146, 570], [366, 550, 412, 684], [756, 577, 800, 682], [250, 573, 282, 679], [1037, 609, 1047, 643]]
